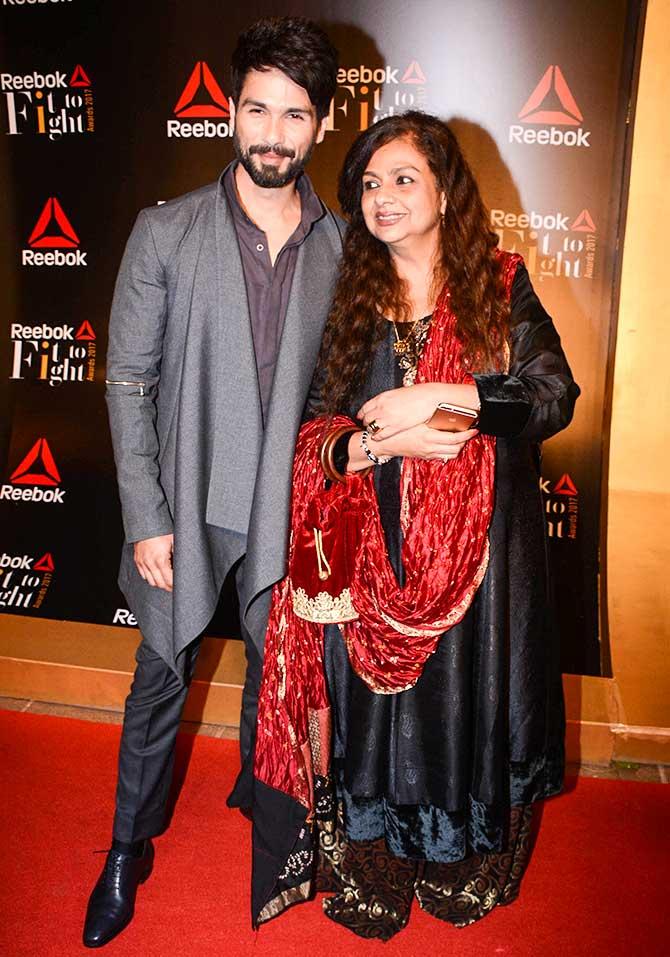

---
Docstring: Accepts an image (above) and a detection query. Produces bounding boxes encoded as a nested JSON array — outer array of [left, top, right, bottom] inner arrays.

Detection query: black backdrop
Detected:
[[0, 0, 646, 675]]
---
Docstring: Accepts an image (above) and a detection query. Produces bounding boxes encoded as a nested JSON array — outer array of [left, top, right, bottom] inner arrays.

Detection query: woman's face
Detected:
[[360, 136, 445, 251]]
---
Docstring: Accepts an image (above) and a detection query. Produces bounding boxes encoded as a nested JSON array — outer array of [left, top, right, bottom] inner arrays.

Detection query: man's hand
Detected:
[[134, 534, 174, 592]]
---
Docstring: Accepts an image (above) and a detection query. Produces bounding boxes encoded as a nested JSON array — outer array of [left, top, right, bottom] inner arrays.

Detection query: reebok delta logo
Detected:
[[401, 62, 427, 85], [22, 197, 87, 266], [0, 550, 55, 612], [1, 64, 94, 139], [11, 438, 60, 484], [571, 209, 596, 232], [490, 207, 598, 281], [519, 65, 582, 124], [167, 62, 233, 138], [510, 65, 591, 148], [553, 474, 578, 496], [10, 318, 97, 386], [2, 438, 66, 503]]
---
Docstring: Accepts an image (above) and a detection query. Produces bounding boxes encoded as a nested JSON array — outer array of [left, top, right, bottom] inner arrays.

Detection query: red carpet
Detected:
[[0, 710, 667, 957]]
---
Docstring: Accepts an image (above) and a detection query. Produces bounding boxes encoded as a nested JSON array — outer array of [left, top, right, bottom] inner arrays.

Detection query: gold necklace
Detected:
[[391, 314, 432, 386], [391, 319, 420, 357]]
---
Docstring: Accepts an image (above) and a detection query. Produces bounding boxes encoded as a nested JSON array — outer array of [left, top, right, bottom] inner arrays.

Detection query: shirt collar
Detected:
[[222, 161, 325, 235]]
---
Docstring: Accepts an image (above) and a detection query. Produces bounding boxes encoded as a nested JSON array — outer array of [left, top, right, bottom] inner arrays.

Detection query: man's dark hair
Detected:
[[231, 17, 338, 121]]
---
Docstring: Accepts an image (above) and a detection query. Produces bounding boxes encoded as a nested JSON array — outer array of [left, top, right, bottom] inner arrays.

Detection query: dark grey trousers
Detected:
[[112, 565, 265, 843]]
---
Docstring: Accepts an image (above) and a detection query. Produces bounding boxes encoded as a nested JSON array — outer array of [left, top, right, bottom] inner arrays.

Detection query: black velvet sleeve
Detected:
[[302, 362, 327, 422], [473, 262, 580, 441]]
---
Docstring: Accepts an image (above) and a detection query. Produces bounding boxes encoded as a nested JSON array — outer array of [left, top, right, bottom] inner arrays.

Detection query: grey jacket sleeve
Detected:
[[105, 210, 173, 544], [473, 263, 580, 442]]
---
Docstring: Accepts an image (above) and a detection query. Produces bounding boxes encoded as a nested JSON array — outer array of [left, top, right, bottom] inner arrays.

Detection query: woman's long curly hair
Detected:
[[318, 111, 509, 413]]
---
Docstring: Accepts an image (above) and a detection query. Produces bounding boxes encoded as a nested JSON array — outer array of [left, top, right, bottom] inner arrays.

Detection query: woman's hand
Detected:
[[358, 382, 480, 439], [372, 424, 479, 462]]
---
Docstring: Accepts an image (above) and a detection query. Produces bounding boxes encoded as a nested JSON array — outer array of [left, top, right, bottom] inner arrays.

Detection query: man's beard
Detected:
[[233, 133, 315, 188]]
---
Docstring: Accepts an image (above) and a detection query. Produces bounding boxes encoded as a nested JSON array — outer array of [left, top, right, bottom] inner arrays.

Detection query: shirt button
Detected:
[[256, 243, 264, 252]]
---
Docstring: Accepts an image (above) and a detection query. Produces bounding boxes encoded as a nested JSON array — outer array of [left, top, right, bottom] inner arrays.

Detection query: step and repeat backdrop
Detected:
[[0, 0, 644, 675]]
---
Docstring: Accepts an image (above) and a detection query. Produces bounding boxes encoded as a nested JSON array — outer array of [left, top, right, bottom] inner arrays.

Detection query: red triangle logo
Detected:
[[571, 209, 596, 232], [28, 198, 79, 249], [401, 60, 427, 85], [10, 438, 61, 487], [174, 61, 230, 118], [554, 473, 578, 496], [34, 553, 55, 572], [75, 320, 96, 341], [518, 65, 583, 126], [69, 65, 91, 88]]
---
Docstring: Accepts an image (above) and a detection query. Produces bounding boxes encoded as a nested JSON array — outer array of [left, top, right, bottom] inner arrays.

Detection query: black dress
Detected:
[[314, 263, 579, 939]]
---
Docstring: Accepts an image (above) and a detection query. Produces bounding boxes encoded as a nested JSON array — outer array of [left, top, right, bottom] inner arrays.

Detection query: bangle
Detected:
[[332, 430, 352, 475], [319, 426, 356, 483], [361, 430, 392, 466]]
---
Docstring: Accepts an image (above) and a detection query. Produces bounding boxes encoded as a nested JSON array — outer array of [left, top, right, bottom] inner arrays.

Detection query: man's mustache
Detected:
[[249, 143, 296, 159]]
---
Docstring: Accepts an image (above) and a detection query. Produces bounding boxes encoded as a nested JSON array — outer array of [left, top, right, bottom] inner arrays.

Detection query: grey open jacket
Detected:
[[105, 169, 343, 676]]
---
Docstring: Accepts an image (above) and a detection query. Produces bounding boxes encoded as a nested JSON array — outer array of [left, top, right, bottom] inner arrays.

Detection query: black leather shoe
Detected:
[[83, 840, 154, 948]]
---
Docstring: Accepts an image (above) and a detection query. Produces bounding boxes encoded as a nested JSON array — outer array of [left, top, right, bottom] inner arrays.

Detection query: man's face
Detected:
[[233, 67, 327, 188]]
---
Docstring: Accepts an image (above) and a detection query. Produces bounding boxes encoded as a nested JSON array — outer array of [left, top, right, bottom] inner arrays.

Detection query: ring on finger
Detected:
[[369, 419, 382, 435]]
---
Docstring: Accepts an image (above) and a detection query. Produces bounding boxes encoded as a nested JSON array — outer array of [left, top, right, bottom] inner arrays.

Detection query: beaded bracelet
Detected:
[[361, 429, 392, 466]]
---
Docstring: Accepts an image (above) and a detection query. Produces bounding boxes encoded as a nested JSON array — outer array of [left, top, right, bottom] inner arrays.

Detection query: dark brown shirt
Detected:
[[222, 163, 325, 422]]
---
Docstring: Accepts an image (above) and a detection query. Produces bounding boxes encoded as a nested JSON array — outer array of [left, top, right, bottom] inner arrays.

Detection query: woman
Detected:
[[250, 112, 579, 939]]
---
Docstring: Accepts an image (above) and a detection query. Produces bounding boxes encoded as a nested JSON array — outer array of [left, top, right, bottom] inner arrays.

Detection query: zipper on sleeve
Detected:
[[105, 379, 146, 396]]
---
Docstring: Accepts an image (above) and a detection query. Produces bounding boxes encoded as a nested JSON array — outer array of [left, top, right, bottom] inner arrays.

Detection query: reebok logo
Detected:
[[491, 208, 597, 234], [2, 1, 73, 5], [75, 320, 96, 340], [0, 65, 89, 92], [10, 438, 61, 485], [12, 323, 74, 340], [2, 438, 65, 503], [113, 608, 138, 626], [22, 198, 87, 266], [518, 65, 583, 125], [34, 553, 55, 571], [0, 551, 55, 611], [541, 473, 579, 540], [0, 552, 54, 571], [2, 63, 94, 139], [174, 61, 229, 117], [509, 65, 590, 148], [330, 59, 429, 132], [571, 209, 597, 232], [491, 206, 598, 282], [0, 71, 66, 91], [167, 61, 233, 139], [28, 196, 79, 247], [401, 61, 427, 85], [553, 474, 578, 496], [69, 65, 91, 87], [9, 320, 97, 386], [10, 321, 95, 341]]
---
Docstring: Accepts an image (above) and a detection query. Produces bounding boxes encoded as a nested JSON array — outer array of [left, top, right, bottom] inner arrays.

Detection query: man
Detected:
[[83, 18, 341, 948]]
